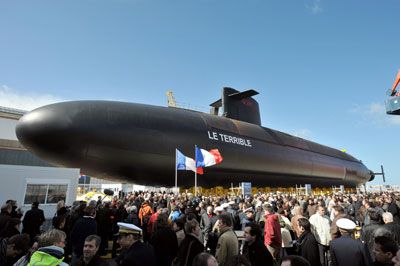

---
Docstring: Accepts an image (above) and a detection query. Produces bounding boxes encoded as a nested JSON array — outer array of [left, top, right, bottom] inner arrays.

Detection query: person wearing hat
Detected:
[[240, 208, 254, 230], [329, 218, 373, 266], [115, 222, 156, 266]]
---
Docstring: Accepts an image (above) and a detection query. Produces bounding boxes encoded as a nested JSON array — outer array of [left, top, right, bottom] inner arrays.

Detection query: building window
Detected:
[[24, 184, 68, 205]]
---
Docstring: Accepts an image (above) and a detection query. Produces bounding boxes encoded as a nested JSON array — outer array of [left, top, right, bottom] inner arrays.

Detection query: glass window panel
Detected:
[[47, 184, 68, 204], [24, 184, 47, 204]]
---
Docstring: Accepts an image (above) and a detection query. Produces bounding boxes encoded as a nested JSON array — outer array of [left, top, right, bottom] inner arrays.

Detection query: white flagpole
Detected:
[[175, 149, 178, 195], [194, 145, 197, 197]]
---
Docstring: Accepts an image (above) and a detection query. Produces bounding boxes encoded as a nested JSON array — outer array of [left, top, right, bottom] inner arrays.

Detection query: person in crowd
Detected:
[[169, 205, 182, 222], [306, 199, 317, 218], [295, 218, 321, 266], [215, 213, 239, 266], [382, 212, 400, 245], [330, 218, 373, 266], [96, 201, 113, 256], [148, 206, 162, 237], [6, 200, 23, 220], [362, 209, 383, 258], [225, 255, 251, 266], [115, 222, 156, 266], [125, 205, 139, 227], [0, 218, 21, 238], [13, 240, 39, 266], [263, 203, 282, 260], [22, 202, 45, 245], [71, 205, 97, 261], [383, 195, 399, 224], [71, 234, 109, 266], [56, 200, 69, 217], [0, 234, 30, 266], [149, 213, 178, 266], [281, 255, 311, 266], [200, 206, 215, 246], [241, 208, 255, 230], [330, 206, 348, 240], [0, 204, 12, 231], [28, 229, 68, 266], [138, 200, 153, 241], [280, 217, 294, 257], [206, 206, 223, 255], [175, 218, 204, 266], [242, 223, 274, 266], [192, 252, 219, 266], [309, 206, 331, 266], [173, 217, 186, 246], [372, 235, 398, 266], [291, 206, 305, 238]]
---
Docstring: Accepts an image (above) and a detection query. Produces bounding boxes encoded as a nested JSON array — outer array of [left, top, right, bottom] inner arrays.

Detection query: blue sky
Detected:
[[1, 0, 399, 186]]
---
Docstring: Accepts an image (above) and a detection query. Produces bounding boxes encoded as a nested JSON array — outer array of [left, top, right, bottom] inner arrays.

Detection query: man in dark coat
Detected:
[[115, 222, 156, 266], [242, 223, 274, 266], [330, 218, 373, 266], [71, 206, 97, 261], [362, 209, 383, 259], [176, 219, 204, 266], [200, 206, 215, 245], [22, 201, 45, 243], [149, 213, 178, 266], [296, 218, 321, 266]]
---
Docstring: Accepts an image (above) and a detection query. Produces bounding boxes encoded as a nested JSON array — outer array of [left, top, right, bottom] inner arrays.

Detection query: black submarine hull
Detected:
[[15, 100, 373, 188]]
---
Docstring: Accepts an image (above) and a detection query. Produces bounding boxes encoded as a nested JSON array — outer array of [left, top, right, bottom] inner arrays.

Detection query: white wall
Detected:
[[0, 117, 18, 140], [0, 164, 79, 218]]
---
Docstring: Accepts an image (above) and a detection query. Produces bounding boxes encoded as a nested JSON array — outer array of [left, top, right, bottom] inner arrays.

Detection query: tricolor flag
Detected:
[[176, 149, 203, 174], [195, 147, 223, 169]]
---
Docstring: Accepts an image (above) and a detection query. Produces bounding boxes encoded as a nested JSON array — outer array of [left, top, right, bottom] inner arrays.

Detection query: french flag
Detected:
[[176, 149, 203, 174], [195, 147, 223, 169]]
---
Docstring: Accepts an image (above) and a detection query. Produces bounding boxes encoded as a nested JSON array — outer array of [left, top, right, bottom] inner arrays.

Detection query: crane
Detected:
[[385, 70, 400, 115]]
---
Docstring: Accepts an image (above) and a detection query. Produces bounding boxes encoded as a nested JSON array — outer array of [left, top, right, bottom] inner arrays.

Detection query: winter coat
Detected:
[[215, 228, 238, 266]]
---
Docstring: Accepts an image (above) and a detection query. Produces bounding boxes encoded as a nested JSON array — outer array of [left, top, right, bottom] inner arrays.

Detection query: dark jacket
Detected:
[[176, 234, 204, 266], [330, 235, 373, 266], [71, 255, 109, 266], [297, 231, 321, 266], [383, 222, 400, 245], [0, 213, 12, 234], [242, 239, 274, 266], [115, 240, 156, 266], [22, 207, 45, 241], [149, 227, 178, 266], [71, 216, 97, 257], [0, 238, 8, 266]]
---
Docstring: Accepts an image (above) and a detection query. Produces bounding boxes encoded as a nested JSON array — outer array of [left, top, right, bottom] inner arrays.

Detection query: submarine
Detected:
[[15, 87, 374, 188]]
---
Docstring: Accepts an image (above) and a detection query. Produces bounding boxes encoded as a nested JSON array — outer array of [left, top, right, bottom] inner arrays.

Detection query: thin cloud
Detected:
[[352, 102, 400, 126], [0, 85, 64, 111], [306, 0, 323, 14]]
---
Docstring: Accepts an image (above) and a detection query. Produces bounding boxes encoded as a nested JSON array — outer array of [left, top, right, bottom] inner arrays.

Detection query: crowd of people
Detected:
[[0, 189, 400, 266]]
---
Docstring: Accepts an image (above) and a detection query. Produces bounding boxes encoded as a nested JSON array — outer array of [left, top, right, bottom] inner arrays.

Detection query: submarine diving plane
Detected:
[[16, 87, 374, 188]]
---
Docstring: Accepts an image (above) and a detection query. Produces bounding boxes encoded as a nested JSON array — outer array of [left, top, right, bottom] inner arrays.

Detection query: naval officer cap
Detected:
[[117, 222, 142, 235], [336, 218, 356, 230]]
